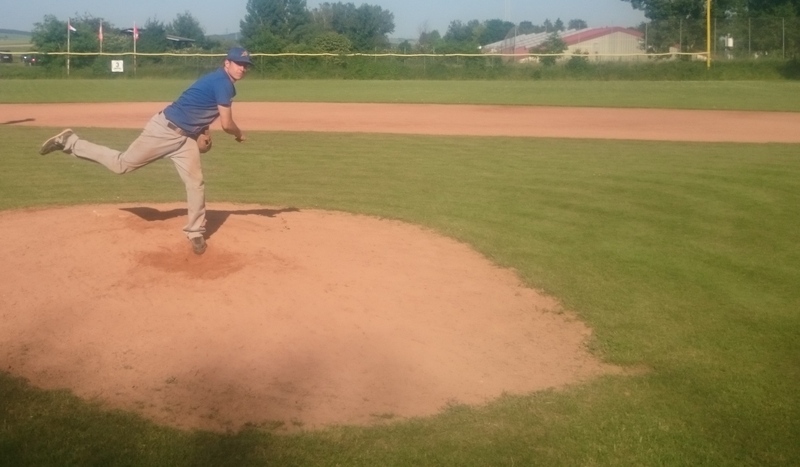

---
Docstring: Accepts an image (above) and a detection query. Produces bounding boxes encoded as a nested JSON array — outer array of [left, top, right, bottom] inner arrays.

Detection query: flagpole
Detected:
[[706, 0, 712, 69], [133, 21, 137, 76], [67, 18, 71, 76]]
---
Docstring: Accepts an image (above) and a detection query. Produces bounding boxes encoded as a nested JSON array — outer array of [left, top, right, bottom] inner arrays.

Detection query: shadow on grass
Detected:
[[0, 371, 280, 466], [779, 59, 800, 79], [119, 206, 300, 238]]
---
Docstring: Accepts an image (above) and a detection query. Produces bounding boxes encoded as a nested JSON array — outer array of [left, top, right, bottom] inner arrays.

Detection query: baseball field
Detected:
[[1, 80, 799, 465]]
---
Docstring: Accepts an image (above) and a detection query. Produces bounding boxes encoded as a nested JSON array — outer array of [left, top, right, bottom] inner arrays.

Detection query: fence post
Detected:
[[706, 1, 712, 68]]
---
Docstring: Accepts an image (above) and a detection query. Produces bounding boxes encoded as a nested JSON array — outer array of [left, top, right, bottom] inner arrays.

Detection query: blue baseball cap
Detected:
[[226, 47, 252, 65]]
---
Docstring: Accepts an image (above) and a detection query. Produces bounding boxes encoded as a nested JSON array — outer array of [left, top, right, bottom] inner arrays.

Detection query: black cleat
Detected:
[[190, 236, 207, 255]]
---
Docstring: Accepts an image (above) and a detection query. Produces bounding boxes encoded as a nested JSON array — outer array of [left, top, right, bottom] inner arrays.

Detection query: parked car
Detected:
[[0, 51, 13, 63], [22, 54, 39, 65]]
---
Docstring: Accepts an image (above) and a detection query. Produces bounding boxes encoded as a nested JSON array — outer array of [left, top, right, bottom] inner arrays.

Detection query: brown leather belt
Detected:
[[166, 120, 192, 137], [159, 111, 193, 137]]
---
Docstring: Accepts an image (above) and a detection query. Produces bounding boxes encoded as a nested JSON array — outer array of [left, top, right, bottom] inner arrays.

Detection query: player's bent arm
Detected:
[[218, 104, 245, 142]]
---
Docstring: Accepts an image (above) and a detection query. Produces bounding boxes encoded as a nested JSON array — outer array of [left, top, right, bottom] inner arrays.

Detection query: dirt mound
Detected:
[[0, 203, 616, 432]]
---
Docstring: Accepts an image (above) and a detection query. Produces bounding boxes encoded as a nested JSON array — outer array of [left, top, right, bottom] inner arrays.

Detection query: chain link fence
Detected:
[[643, 16, 800, 60], [2, 17, 798, 79]]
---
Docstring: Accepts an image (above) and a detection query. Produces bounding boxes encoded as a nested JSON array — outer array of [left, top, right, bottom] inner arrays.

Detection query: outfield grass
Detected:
[[1, 83, 799, 465], [1, 79, 800, 111]]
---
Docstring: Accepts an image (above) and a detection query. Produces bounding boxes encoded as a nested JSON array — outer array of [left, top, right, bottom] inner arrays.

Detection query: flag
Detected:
[[68, 21, 77, 33], [98, 22, 103, 42], [133, 23, 139, 41]]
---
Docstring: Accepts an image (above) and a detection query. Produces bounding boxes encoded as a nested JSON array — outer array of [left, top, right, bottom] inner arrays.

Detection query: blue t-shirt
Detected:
[[163, 68, 236, 135]]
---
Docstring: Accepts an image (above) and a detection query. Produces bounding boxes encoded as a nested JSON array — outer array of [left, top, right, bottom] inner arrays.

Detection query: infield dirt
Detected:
[[2, 102, 783, 432]]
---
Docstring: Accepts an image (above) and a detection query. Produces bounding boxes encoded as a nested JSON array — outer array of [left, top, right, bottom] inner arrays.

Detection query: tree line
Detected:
[[29, 0, 586, 63], [28, 0, 800, 69], [624, 0, 799, 21], [626, 0, 800, 55]]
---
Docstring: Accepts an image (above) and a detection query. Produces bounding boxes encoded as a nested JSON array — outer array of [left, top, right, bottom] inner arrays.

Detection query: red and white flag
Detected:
[[68, 21, 77, 33], [133, 23, 139, 41], [98, 22, 103, 42]]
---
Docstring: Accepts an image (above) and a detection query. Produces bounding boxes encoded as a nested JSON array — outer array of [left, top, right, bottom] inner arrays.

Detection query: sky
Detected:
[[2, 0, 647, 39]]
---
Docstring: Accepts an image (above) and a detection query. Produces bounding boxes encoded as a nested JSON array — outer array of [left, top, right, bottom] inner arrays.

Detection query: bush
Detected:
[[565, 51, 591, 74], [4, 54, 798, 80], [779, 59, 800, 79]]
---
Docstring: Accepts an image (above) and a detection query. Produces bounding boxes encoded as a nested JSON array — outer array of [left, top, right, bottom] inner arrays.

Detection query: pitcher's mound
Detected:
[[0, 203, 616, 432]]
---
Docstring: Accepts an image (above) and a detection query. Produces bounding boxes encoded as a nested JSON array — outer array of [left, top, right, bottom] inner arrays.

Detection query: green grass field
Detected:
[[2, 79, 800, 111], [1, 81, 799, 466]]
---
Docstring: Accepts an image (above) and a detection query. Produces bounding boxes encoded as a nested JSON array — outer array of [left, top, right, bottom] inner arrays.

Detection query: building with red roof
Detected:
[[482, 27, 645, 62]]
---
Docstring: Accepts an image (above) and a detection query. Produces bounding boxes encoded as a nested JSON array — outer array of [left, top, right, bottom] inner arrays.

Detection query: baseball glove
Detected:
[[196, 127, 212, 154]]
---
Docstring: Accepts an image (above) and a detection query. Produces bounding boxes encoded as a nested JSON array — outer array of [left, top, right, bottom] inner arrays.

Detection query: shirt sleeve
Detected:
[[214, 78, 236, 107]]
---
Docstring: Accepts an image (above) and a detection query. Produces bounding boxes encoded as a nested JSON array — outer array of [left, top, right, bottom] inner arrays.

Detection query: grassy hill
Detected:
[[0, 29, 31, 39], [0, 29, 32, 55]]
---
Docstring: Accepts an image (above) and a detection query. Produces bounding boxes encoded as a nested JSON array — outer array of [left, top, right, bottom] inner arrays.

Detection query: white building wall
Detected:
[[566, 32, 644, 62]]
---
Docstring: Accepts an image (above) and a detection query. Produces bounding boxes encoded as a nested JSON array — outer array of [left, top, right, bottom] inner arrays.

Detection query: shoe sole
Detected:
[[39, 129, 73, 155]]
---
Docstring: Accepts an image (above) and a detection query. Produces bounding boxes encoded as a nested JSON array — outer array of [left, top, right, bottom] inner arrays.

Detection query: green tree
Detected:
[[243, 28, 287, 53], [622, 0, 800, 20], [442, 19, 483, 51], [624, 0, 718, 53], [535, 32, 567, 66], [168, 11, 208, 47], [517, 21, 542, 34], [568, 19, 588, 30], [627, 0, 799, 55], [351, 3, 394, 50], [479, 19, 516, 44], [443, 20, 474, 43], [311, 3, 395, 51], [312, 31, 352, 53], [101, 28, 133, 54], [621, 0, 744, 20], [396, 39, 412, 52], [310, 31, 352, 64], [240, 0, 312, 51], [31, 14, 106, 68], [137, 19, 169, 54], [566, 49, 590, 71], [31, 14, 69, 64], [417, 29, 442, 52]]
